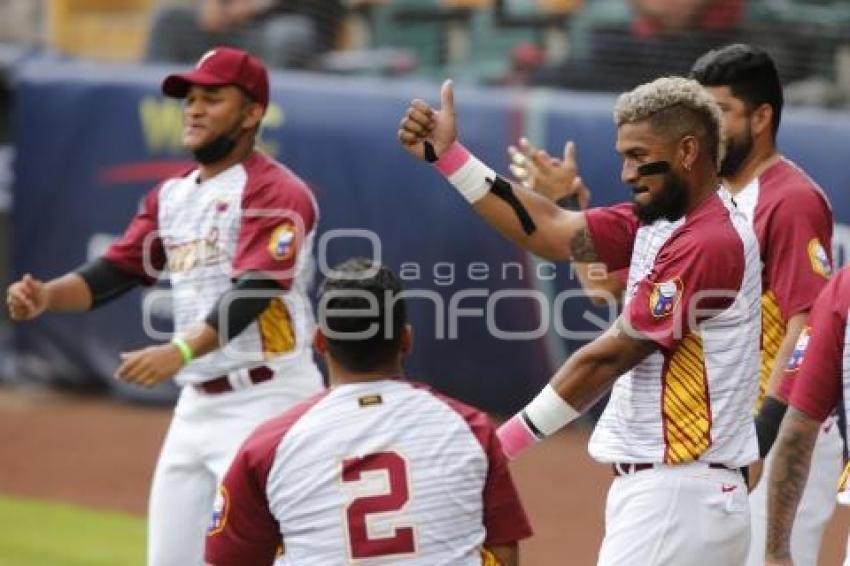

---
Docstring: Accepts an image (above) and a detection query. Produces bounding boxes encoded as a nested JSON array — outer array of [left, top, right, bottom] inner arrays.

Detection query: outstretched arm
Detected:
[[6, 257, 150, 321], [6, 273, 92, 320], [497, 318, 656, 458], [398, 81, 595, 263]]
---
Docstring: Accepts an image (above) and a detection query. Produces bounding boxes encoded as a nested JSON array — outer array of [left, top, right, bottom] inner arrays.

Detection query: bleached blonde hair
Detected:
[[613, 76, 725, 169]]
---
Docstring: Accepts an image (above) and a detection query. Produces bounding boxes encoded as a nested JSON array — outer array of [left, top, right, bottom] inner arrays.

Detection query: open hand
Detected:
[[115, 343, 185, 388], [508, 138, 590, 208], [398, 79, 458, 162]]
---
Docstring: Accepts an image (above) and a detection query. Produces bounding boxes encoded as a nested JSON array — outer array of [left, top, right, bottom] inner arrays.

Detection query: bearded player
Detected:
[[399, 76, 761, 564], [511, 44, 839, 566]]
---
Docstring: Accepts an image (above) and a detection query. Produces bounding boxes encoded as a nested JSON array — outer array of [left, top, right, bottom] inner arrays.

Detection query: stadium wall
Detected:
[[10, 59, 850, 411]]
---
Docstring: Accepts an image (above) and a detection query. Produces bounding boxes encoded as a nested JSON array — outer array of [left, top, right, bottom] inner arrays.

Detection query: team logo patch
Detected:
[[808, 238, 832, 278], [786, 326, 812, 372], [649, 278, 683, 318], [268, 223, 296, 261], [207, 484, 229, 536]]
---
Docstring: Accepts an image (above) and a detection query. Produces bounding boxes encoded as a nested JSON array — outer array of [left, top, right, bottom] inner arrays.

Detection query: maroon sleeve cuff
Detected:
[[583, 204, 638, 272]]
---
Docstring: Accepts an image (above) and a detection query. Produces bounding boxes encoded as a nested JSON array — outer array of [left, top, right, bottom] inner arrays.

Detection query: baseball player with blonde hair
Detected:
[[512, 44, 840, 566], [398, 76, 761, 565]]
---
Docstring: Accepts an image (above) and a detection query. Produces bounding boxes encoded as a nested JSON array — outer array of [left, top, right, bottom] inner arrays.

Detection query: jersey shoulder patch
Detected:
[[649, 277, 684, 318]]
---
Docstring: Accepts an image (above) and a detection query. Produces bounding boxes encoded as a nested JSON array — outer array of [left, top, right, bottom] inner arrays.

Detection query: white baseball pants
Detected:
[[146, 377, 321, 566], [597, 461, 750, 566]]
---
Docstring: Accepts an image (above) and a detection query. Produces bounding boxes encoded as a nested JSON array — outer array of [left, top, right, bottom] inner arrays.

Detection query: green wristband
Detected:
[[171, 337, 194, 365]]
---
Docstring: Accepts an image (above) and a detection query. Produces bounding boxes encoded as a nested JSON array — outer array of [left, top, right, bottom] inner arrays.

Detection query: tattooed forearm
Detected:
[[569, 226, 600, 262], [765, 408, 820, 561]]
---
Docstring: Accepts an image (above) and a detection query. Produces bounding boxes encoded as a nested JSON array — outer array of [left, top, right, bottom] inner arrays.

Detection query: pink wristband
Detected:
[[496, 414, 540, 460], [434, 141, 470, 176]]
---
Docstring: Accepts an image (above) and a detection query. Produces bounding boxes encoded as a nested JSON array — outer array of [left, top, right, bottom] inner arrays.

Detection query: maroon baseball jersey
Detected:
[[731, 158, 833, 404], [205, 379, 532, 565], [780, 266, 850, 499], [783, 266, 850, 422]]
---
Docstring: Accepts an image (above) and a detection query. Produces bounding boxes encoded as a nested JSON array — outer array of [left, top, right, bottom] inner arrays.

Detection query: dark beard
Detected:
[[633, 171, 689, 223], [193, 135, 237, 164], [191, 111, 246, 165], [719, 127, 754, 177]]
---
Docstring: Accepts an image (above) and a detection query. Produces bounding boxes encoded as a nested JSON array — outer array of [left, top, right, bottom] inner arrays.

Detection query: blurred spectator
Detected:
[[145, 0, 345, 68], [0, 0, 42, 45], [531, 0, 743, 91]]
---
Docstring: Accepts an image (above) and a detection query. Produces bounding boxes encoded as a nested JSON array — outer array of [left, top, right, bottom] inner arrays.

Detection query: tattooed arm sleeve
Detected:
[[765, 408, 821, 561]]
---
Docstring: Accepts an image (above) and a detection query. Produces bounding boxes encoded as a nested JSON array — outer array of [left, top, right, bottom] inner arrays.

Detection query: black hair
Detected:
[[690, 44, 783, 139], [318, 258, 407, 372]]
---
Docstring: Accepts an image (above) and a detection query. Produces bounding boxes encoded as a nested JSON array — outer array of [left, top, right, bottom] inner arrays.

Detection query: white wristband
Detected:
[[447, 155, 496, 204], [434, 141, 496, 204], [524, 384, 580, 436]]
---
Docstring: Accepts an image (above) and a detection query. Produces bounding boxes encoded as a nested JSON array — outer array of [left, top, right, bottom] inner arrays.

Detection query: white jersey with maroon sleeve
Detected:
[[729, 157, 837, 566], [729, 157, 833, 406], [583, 193, 762, 467], [205, 379, 532, 566], [104, 151, 318, 387]]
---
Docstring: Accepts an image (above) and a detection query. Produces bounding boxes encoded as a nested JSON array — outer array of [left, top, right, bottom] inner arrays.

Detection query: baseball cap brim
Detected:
[[161, 69, 231, 99]]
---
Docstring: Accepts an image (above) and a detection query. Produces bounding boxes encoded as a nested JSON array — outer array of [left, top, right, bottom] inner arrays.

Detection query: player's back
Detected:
[[250, 379, 513, 565]]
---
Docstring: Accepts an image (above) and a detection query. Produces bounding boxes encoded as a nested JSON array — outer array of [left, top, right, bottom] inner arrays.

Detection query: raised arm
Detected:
[[398, 81, 595, 263]]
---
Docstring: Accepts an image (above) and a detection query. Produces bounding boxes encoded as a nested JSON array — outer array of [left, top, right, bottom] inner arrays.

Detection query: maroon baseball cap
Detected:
[[161, 47, 269, 108]]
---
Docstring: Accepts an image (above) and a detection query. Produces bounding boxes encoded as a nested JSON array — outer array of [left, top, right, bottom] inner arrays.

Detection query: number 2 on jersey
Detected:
[[342, 451, 416, 559]]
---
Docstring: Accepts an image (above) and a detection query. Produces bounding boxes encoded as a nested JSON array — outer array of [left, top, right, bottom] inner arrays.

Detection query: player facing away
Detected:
[[509, 44, 840, 566], [6, 47, 323, 566], [205, 258, 533, 566], [398, 77, 762, 565], [766, 265, 850, 566]]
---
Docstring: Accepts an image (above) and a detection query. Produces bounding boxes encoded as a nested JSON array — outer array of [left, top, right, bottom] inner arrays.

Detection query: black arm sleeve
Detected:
[[754, 395, 789, 458], [204, 273, 282, 344], [75, 258, 145, 309]]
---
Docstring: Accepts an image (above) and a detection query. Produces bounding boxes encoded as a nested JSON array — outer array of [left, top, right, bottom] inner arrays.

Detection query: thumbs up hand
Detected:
[[398, 79, 458, 162]]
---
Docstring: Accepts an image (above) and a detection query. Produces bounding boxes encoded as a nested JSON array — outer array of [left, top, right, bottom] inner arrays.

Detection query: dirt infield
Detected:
[[0, 386, 847, 564]]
